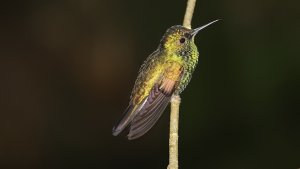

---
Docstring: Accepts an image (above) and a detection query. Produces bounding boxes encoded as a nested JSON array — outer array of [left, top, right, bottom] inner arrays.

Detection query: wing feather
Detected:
[[128, 84, 171, 140], [112, 61, 183, 140]]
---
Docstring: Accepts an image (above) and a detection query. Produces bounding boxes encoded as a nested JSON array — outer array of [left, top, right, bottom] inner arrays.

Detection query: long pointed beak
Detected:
[[191, 19, 220, 36]]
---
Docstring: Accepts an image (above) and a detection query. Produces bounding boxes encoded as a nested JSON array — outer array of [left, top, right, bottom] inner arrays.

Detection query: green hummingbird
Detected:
[[112, 20, 219, 140]]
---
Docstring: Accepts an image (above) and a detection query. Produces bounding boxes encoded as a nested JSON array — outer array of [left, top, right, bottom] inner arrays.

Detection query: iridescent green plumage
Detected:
[[113, 20, 219, 140]]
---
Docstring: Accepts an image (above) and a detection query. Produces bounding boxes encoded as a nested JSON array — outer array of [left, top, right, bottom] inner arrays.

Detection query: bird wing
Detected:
[[112, 50, 161, 137], [127, 62, 183, 140]]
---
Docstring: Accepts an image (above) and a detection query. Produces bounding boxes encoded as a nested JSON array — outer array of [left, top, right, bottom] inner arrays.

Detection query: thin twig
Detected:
[[167, 0, 197, 168], [183, 0, 197, 29], [167, 95, 181, 169]]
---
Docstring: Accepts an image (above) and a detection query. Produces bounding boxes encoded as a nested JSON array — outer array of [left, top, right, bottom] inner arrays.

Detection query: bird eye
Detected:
[[179, 38, 186, 44]]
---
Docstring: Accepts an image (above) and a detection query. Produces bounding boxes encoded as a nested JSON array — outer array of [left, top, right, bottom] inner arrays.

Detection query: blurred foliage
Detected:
[[0, 0, 299, 169]]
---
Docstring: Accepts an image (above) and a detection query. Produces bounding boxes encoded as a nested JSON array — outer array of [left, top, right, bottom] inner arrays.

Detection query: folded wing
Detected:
[[112, 62, 183, 140]]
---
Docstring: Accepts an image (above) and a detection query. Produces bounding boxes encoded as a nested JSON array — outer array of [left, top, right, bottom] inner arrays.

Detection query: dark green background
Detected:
[[0, 0, 299, 169]]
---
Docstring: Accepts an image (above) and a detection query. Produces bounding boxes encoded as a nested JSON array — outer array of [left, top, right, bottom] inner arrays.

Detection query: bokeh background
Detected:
[[0, 0, 299, 169]]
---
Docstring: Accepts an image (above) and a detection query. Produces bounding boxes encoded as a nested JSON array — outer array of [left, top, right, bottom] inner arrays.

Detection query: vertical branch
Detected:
[[167, 0, 197, 169], [167, 95, 181, 169], [183, 0, 197, 29]]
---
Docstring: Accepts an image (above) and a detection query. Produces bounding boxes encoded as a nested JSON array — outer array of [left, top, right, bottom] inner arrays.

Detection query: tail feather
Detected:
[[112, 100, 146, 136], [112, 104, 135, 136]]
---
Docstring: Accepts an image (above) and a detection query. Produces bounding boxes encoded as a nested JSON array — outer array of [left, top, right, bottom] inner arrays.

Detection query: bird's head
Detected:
[[160, 20, 219, 56]]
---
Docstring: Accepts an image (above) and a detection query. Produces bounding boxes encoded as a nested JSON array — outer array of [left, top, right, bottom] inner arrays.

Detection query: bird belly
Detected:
[[175, 50, 199, 94]]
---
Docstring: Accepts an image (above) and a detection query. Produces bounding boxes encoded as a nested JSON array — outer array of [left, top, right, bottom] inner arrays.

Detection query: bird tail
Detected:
[[112, 103, 139, 136]]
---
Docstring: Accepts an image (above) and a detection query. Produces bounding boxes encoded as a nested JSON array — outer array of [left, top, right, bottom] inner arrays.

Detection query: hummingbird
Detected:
[[112, 20, 219, 140]]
